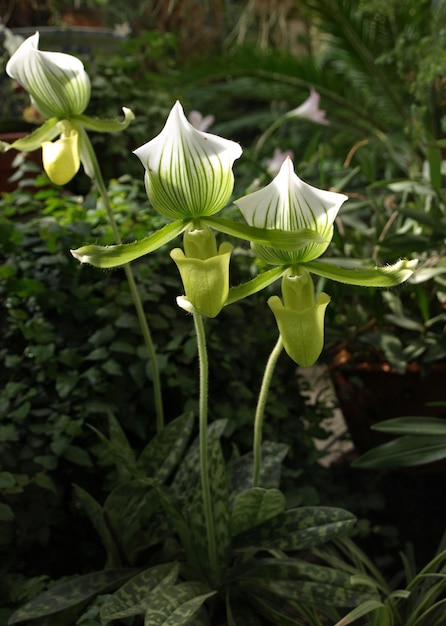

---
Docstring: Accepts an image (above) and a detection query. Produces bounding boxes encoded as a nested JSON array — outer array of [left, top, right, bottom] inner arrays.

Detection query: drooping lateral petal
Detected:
[[74, 107, 135, 133], [6, 32, 90, 119], [0, 117, 59, 152], [133, 101, 242, 219], [226, 266, 286, 306], [305, 258, 418, 286], [71, 220, 187, 268], [234, 158, 347, 264]]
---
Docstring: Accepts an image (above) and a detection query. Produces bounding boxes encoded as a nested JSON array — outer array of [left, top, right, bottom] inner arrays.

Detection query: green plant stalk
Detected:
[[193, 310, 218, 579], [252, 335, 283, 488], [80, 128, 164, 432]]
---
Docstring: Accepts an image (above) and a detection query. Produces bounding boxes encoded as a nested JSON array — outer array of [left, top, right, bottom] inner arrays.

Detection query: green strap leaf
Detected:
[[8, 569, 137, 624], [171, 419, 228, 499], [305, 258, 417, 286], [71, 220, 187, 268], [332, 600, 387, 626], [137, 412, 194, 483], [226, 266, 286, 305], [230, 488, 286, 537], [232, 506, 356, 551], [100, 563, 179, 620], [0, 118, 59, 152], [244, 557, 352, 585], [73, 107, 135, 133], [243, 576, 377, 608], [227, 442, 289, 502], [203, 216, 327, 249], [372, 416, 446, 436], [352, 435, 446, 469], [103, 479, 169, 563], [73, 484, 123, 569], [144, 582, 215, 626]]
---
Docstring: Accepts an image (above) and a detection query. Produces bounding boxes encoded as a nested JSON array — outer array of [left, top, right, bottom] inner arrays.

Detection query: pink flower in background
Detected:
[[266, 147, 294, 176], [291, 88, 330, 125], [188, 110, 215, 132]]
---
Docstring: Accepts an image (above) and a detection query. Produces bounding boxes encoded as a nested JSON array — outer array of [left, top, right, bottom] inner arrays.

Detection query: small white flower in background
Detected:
[[290, 88, 330, 126], [266, 147, 294, 177], [0, 25, 24, 57], [113, 22, 131, 37], [188, 110, 215, 132]]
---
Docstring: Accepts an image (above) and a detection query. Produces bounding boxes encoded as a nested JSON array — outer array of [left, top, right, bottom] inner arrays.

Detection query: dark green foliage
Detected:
[[6, 413, 372, 626], [232, 506, 356, 551], [0, 168, 325, 620], [100, 563, 179, 620], [8, 568, 138, 624]]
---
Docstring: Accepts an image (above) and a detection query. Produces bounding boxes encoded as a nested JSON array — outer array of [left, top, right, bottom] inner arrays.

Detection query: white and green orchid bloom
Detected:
[[6, 31, 91, 119], [230, 157, 417, 366], [235, 157, 347, 265], [1, 32, 134, 185], [133, 100, 243, 220], [72, 101, 324, 268]]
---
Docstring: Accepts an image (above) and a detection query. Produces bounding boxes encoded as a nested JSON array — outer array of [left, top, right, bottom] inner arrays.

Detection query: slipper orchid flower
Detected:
[[235, 157, 347, 265], [234, 157, 416, 366], [1, 32, 134, 185]]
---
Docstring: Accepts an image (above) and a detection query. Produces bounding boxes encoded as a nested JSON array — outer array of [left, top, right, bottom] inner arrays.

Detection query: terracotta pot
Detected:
[[329, 358, 446, 457], [60, 9, 104, 28]]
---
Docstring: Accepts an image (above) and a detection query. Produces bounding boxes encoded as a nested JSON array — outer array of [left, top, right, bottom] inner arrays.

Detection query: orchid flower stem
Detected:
[[253, 336, 283, 488], [81, 130, 164, 432], [193, 311, 218, 577]]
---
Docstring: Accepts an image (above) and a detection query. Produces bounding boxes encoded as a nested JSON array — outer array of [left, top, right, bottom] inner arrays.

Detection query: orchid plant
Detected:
[[4, 33, 418, 626]]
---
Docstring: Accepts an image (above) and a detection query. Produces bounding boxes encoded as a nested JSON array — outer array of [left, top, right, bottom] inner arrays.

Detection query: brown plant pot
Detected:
[[60, 9, 104, 28], [329, 357, 446, 458]]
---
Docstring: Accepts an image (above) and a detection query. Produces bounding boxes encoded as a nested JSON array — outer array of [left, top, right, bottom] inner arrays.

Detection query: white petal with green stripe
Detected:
[[6, 32, 90, 119], [234, 158, 348, 264], [133, 101, 242, 219]]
